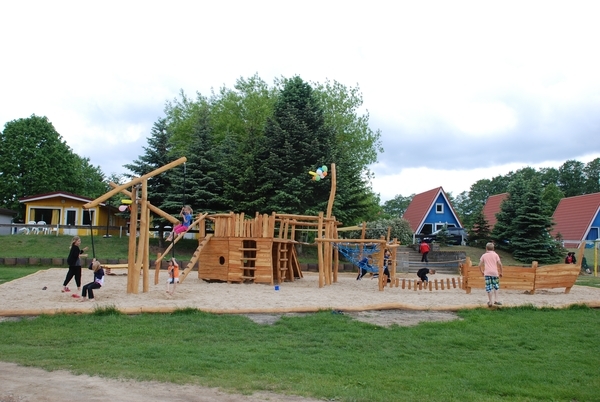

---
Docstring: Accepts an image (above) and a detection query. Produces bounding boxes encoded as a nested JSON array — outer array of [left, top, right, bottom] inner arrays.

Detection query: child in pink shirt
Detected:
[[479, 242, 503, 307]]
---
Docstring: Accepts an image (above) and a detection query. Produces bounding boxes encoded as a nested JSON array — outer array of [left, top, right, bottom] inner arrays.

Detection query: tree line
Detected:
[[2, 74, 597, 262], [0, 75, 383, 230]]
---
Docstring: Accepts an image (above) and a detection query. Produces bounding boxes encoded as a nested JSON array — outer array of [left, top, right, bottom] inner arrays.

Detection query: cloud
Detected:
[[1, 0, 599, 202]]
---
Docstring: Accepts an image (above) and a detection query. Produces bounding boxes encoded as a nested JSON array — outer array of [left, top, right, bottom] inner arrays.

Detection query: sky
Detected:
[[1, 1, 599, 203]]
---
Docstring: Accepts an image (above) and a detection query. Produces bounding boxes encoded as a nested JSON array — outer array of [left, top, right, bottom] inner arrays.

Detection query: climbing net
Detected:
[[333, 242, 381, 272]]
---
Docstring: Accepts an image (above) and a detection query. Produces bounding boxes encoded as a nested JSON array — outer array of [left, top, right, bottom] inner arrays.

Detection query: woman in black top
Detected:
[[62, 236, 88, 293]]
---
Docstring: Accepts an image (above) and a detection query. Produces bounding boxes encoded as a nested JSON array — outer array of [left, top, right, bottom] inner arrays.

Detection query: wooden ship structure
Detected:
[[84, 158, 398, 293]]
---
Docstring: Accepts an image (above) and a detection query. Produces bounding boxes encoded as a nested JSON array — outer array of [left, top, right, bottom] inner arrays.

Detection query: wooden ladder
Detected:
[[276, 242, 292, 283], [180, 234, 213, 283], [239, 241, 258, 282]]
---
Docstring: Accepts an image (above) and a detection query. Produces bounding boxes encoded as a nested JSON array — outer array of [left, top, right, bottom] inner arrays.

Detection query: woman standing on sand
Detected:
[[62, 236, 88, 293]]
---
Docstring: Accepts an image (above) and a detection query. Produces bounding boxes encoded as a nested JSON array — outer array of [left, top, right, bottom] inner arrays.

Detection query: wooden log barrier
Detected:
[[390, 277, 466, 292]]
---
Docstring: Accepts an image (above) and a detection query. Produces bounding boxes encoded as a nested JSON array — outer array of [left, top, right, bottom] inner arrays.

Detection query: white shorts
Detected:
[[167, 278, 180, 284]]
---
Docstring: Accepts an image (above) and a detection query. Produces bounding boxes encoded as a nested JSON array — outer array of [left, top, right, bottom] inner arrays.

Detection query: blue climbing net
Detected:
[[333, 242, 380, 272]]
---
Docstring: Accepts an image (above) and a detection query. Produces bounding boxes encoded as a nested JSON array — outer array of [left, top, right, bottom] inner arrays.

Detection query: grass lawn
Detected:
[[0, 306, 597, 402], [1, 240, 599, 401], [0, 234, 198, 262]]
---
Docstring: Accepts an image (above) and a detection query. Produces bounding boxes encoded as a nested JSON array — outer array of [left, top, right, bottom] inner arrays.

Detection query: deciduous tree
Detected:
[[0, 115, 105, 216]]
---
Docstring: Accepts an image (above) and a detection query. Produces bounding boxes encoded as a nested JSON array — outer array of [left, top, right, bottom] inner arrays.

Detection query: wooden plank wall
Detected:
[[227, 238, 273, 284], [198, 238, 229, 282]]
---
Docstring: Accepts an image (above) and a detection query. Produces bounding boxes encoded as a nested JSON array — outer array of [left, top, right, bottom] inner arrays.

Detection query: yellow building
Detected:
[[18, 192, 128, 236]]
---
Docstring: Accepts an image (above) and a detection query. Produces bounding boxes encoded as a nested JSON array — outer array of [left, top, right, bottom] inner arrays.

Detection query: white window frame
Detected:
[[435, 203, 444, 214]]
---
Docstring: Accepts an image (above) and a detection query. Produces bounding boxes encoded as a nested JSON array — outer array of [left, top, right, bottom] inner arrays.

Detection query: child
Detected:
[[166, 205, 193, 242], [79, 259, 105, 302], [479, 242, 503, 307], [166, 258, 180, 295], [417, 267, 436, 283], [582, 256, 592, 274], [62, 236, 88, 293], [565, 252, 574, 264], [419, 241, 430, 263], [356, 255, 374, 280], [383, 249, 392, 283]]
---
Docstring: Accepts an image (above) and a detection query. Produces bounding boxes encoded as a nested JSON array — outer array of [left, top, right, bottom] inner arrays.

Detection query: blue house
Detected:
[[402, 187, 463, 238]]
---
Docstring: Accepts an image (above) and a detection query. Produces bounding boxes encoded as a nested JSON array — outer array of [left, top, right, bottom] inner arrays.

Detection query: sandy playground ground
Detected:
[[1, 268, 599, 401]]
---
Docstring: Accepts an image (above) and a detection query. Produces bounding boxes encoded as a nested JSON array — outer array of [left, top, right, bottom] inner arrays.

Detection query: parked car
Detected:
[[419, 227, 468, 245]]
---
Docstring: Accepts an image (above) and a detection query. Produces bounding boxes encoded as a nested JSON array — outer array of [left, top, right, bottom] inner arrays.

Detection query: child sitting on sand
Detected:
[[79, 259, 105, 302]]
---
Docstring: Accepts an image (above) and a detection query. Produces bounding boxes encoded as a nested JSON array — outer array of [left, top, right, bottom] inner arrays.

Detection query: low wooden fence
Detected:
[[461, 257, 580, 294]]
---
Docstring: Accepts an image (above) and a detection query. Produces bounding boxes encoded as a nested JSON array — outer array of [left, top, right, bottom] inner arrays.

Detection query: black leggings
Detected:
[[82, 282, 101, 299], [63, 266, 82, 288]]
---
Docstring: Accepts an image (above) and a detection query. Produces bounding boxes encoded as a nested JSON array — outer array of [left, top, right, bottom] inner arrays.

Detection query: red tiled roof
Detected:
[[482, 193, 508, 230], [403, 187, 462, 232], [551, 193, 600, 242]]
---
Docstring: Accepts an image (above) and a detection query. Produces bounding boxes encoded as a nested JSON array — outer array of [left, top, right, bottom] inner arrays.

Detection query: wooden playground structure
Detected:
[[81, 157, 583, 298], [82, 159, 399, 293]]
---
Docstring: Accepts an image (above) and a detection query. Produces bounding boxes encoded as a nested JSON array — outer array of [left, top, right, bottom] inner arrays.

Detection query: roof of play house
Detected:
[[402, 186, 462, 232], [550, 192, 600, 242]]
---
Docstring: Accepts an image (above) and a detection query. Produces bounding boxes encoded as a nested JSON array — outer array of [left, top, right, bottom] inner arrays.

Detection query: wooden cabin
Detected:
[[18, 192, 128, 236]]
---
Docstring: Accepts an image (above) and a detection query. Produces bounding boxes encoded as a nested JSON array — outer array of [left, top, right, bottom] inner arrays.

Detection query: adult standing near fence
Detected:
[[419, 241, 430, 263], [479, 242, 503, 307]]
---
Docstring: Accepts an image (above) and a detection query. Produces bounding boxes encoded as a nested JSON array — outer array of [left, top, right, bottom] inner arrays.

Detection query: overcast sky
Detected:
[[1, 1, 599, 202]]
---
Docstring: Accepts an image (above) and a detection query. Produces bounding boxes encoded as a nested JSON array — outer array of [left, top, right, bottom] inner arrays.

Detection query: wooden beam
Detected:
[[83, 157, 187, 208]]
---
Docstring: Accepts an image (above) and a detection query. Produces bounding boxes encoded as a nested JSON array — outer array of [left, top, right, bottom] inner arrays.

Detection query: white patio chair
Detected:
[[27, 221, 39, 235], [37, 221, 49, 234]]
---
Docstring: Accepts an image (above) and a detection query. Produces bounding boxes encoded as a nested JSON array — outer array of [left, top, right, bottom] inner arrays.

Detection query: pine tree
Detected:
[[468, 209, 492, 248], [256, 76, 334, 215], [493, 175, 561, 264], [219, 131, 267, 214], [166, 109, 225, 215], [123, 118, 174, 240]]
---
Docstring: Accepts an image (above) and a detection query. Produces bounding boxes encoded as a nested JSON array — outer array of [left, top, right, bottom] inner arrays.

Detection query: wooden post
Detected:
[[142, 203, 150, 292], [333, 223, 340, 283], [126, 186, 138, 294], [378, 237, 385, 291], [402, 279, 406, 289], [133, 180, 148, 294], [318, 212, 325, 288]]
